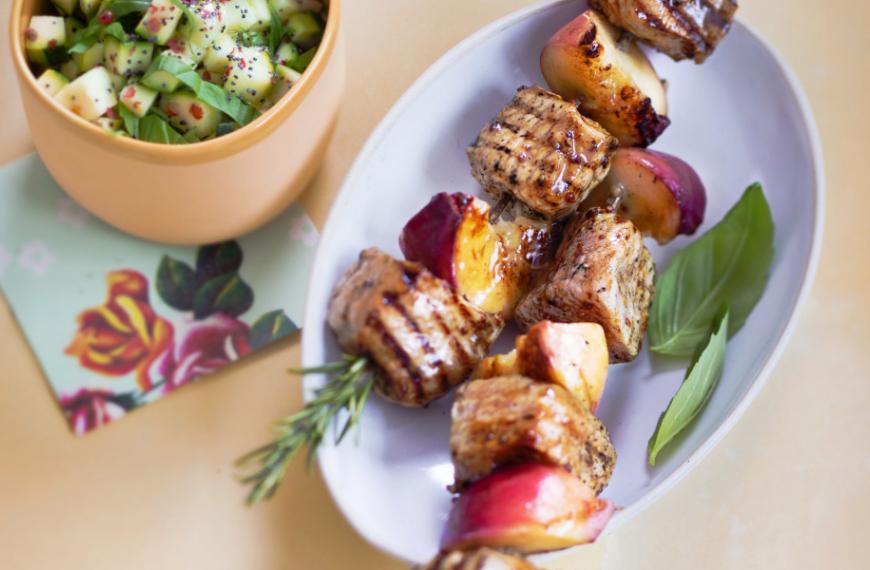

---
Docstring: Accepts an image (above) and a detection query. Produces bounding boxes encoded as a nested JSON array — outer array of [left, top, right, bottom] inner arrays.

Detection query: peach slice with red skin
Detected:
[[399, 192, 552, 316], [583, 147, 707, 243], [441, 462, 615, 554], [541, 9, 669, 147], [472, 320, 609, 413]]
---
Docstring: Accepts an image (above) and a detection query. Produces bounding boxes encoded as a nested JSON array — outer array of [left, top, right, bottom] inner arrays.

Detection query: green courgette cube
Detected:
[[36, 69, 70, 97], [72, 41, 104, 72], [119, 82, 159, 117], [25, 16, 66, 66], [202, 34, 239, 73], [135, 0, 183, 45], [224, 46, 273, 106], [285, 11, 322, 49], [54, 66, 117, 121], [159, 91, 221, 138], [104, 37, 154, 77]]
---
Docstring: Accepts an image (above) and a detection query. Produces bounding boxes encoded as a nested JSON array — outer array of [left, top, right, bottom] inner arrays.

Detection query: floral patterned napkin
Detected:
[[0, 154, 319, 435]]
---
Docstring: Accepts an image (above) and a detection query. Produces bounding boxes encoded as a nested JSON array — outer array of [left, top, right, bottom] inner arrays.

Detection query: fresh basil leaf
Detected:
[[289, 46, 316, 73], [139, 114, 188, 144], [118, 104, 140, 138], [268, 3, 284, 56], [649, 183, 774, 355], [182, 129, 200, 143], [98, 0, 152, 19], [67, 20, 103, 54], [149, 105, 171, 122], [101, 22, 129, 42], [146, 53, 258, 126], [648, 310, 729, 465]]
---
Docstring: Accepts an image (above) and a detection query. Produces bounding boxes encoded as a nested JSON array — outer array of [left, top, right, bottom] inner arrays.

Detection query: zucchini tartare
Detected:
[[24, 0, 326, 143]]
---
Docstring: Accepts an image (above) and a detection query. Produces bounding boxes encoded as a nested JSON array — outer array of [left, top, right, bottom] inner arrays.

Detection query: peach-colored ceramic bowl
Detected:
[[10, 0, 344, 245]]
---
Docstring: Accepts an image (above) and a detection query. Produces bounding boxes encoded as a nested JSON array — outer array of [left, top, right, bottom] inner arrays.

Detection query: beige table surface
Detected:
[[1, 1, 868, 568]]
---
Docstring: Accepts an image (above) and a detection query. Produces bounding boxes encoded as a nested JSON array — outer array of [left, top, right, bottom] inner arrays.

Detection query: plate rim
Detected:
[[301, 0, 826, 563]]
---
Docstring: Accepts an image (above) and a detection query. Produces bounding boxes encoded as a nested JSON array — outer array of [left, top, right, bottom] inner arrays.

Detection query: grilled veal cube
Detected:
[[590, 0, 738, 63], [515, 208, 654, 362], [467, 86, 617, 220], [450, 375, 616, 495], [327, 248, 504, 407]]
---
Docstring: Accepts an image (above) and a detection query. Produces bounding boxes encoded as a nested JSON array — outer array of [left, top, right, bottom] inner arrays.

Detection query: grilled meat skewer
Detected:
[[328, 248, 504, 407], [450, 375, 616, 495], [590, 0, 738, 63], [468, 86, 618, 220], [515, 208, 655, 363]]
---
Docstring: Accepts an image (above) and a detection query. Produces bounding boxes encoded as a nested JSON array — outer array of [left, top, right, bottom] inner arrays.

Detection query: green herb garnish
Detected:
[[648, 183, 774, 355], [118, 104, 140, 138], [267, 3, 284, 56], [138, 114, 188, 144], [648, 311, 729, 465], [237, 355, 374, 504], [146, 53, 259, 126]]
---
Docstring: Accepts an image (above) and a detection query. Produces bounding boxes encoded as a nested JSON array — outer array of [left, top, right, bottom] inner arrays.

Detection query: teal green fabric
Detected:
[[0, 154, 318, 434]]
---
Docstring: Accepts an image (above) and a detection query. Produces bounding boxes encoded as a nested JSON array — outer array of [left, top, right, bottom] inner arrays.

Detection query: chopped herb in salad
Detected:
[[24, 0, 326, 143]]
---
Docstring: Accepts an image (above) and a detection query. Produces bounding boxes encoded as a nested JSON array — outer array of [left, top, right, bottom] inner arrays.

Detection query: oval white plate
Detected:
[[302, 0, 823, 564]]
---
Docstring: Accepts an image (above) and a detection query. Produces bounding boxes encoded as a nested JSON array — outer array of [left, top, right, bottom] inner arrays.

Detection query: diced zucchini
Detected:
[[223, 0, 270, 33], [275, 41, 299, 67], [24, 16, 66, 66], [262, 64, 300, 109], [72, 41, 104, 72], [104, 38, 154, 77], [64, 18, 83, 47], [119, 83, 158, 117], [51, 0, 78, 16], [224, 46, 273, 106], [107, 71, 127, 93], [60, 59, 80, 80], [54, 66, 117, 121], [80, 0, 100, 17], [269, 0, 322, 23], [159, 91, 221, 138], [141, 52, 193, 93], [135, 0, 183, 45], [178, 0, 222, 55], [36, 69, 69, 97], [202, 34, 239, 73], [285, 11, 322, 49]]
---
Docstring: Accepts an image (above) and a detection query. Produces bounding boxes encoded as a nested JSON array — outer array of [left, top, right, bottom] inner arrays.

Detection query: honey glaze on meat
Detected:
[[327, 248, 504, 407], [591, 0, 738, 63], [450, 375, 616, 495], [468, 86, 617, 220], [515, 208, 655, 363]]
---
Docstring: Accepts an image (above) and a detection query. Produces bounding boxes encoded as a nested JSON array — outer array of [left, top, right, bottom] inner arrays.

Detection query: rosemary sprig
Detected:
[[237, 354, 374, 505]]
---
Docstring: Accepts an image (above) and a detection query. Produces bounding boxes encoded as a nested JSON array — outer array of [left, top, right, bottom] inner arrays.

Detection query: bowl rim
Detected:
[[9, 0, 341, 164], [300, 0, 825, 564]]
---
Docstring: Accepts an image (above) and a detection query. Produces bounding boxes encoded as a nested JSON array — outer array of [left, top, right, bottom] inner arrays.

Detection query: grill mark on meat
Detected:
[[381, 290, 445, 381], [364, 314, 425, 401]]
